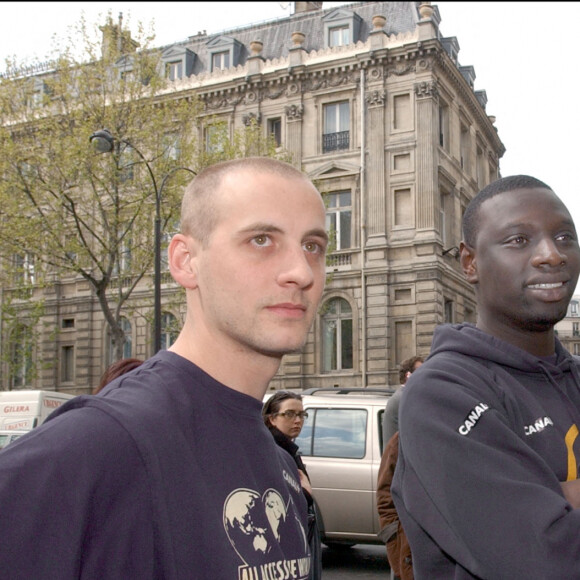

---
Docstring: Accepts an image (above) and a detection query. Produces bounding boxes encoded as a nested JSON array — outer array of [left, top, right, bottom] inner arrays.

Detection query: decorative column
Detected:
[[285, 103, 304, 167], [414, 80, 439, 229], [365, 85, 387, 244]]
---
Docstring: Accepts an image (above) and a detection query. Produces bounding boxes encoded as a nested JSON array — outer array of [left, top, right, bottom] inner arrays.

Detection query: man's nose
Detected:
[[277, 245, 315, 288], [532, 237, 566, 267]]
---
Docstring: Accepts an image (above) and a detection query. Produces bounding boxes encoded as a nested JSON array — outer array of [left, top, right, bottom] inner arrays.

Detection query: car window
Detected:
[[0, 433, 23, 450], [296, 408, 367, 459]]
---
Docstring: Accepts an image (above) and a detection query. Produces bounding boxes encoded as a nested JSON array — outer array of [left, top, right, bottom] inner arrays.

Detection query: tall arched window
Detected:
[[322, 298, 353, 372], [108, 317, 132, 364], [10, 324, 33, 388], [161, 312, 179, 350]]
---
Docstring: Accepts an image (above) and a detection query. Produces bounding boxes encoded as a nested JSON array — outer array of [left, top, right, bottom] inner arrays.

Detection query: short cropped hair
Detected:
[[180, 157, 315, 246], [399, 355, 424, 384], [462, 175, 553, 248]]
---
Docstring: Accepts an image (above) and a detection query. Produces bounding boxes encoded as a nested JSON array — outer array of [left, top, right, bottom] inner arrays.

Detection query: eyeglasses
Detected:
[[274, 410, 309, 420]]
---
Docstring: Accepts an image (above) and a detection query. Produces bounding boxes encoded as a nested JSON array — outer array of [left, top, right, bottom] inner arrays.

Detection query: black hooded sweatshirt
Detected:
[[392, 323, 580, 580]]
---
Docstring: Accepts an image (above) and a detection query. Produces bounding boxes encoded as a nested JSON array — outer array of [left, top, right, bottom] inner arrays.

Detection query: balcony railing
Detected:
[[327, 252, 352, 269], [323, 131, 350, 153]]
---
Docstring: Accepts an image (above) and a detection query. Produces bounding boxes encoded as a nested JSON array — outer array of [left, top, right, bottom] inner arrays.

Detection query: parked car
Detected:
[[292, 387, 393, 549], [0, 430, 28, 450]]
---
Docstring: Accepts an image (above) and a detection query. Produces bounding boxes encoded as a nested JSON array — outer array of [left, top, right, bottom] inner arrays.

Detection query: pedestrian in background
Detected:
[[376, 356, 423, 580], [0, 157, 328, 579], [382, 356, 424, 447], [93, 358, 144, 394], [263, 390, 323, 580], [393, 175, 580, 578]]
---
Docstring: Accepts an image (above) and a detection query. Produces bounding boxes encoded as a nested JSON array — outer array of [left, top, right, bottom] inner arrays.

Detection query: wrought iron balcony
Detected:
[[323, 131, 350, 153]]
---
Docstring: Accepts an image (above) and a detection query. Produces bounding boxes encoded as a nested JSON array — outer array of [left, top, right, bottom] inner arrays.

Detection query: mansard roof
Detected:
[[158, 1, 422, 76]]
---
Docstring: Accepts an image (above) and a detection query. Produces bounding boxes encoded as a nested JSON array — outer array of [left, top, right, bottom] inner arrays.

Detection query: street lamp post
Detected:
[[89, 129, 196, 354]]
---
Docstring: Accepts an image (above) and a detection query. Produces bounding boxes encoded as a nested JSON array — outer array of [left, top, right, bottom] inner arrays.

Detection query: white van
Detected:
[[0, 390, 76, 448]]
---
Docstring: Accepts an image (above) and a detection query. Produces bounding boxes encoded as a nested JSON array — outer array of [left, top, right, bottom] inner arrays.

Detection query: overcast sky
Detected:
[[1, 2, 579, 239]]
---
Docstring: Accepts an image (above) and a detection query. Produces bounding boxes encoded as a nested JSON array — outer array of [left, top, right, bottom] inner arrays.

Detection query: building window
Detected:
[[62, 318, 75, 329], [476, 145, 486, 188], [61, 345, 75, 383], [444, 299, 454, 323], [322, 10, 361, 50], [119, 144, 135, 181], [460, 123, 471, 173], [161, 312, 179, 350], [572, 301, 579, 316], [12, 252, 35, 285], [212, 50, 230, 71], [322, 298, 353, 372], [205, 124, 227, 153], [326, 191, 352, 250], [328, 25, 350, 47], [113, 238, 132, 276], [10, 325, 33, 389], [323, 101, 350, 153], [573, 322, 579, 337], [575, 343, 580, 356], [108, 317, 132, 363], [161, 46, 195, 80], [465, 307, 476, 324], [439, 101, 450, 151], [440, 191, 454, 248], [268, 117, 282, 147], [166, 61, 183, 81]]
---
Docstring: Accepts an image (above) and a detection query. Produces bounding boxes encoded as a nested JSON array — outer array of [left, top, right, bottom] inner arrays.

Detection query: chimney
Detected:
[[100, 12, 140, 59], [294, 2, 323, 14]]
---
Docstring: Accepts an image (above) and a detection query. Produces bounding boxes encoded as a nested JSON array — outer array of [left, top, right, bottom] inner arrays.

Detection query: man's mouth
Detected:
[[527, 282, 565, 289]]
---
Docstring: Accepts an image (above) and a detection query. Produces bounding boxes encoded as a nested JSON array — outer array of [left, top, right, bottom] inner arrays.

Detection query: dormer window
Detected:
[[322, 8, 361, 49], [115, 55, 134, 81], [161, 46, 195, 80], [328, 25, 350, 48], [212, 51, 230, 71], [206, 36, 241, 72]]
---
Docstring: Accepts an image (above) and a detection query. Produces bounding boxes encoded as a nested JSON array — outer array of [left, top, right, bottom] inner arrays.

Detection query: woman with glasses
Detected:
[[263, 391, 322, 580]]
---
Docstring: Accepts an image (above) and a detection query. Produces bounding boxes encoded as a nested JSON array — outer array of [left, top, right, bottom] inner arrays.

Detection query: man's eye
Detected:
[[557, 232, 577, 243], [252, 235, 271, 247], [304, 241, 324, 254]]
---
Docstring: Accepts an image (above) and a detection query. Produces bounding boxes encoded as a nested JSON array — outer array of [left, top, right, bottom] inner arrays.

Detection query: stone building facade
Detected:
[[555, 295, 580, 356], [1, 1, 505, 394]]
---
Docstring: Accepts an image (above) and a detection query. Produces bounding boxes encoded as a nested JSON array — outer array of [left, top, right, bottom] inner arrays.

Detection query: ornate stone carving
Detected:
[[387, 62, 415, 77], [285, 104, 304, 120], [366, 90, 386, 107], [242, 112, 262, 126], [414, 80, 438, 99]]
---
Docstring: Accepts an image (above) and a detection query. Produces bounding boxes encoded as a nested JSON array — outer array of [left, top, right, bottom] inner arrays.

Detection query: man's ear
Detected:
[[168, 233, 199, 289], [459, 241, 478, 284]]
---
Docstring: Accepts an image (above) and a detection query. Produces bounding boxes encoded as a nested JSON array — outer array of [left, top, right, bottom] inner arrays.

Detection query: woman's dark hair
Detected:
[[94, 358, 144, 394], [262, 390, 303, 427]]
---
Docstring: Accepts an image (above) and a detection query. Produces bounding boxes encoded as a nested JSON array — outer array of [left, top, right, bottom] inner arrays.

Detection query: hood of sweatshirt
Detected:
[[429, 322, 579, 378]]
